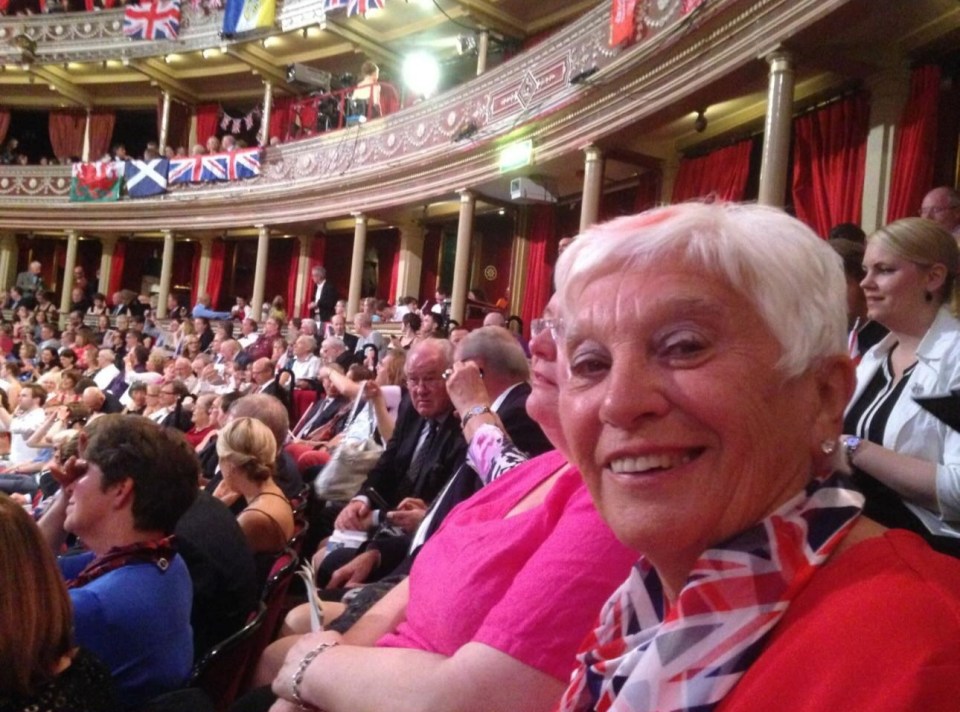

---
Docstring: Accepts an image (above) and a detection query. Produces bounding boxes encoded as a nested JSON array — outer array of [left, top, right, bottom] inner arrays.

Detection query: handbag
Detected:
[[313, 384, 384, 501]]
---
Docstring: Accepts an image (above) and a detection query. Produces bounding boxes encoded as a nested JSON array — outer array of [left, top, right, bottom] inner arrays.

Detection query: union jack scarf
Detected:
[[66, 536, 178, 589], [558, 472, 863, 712]]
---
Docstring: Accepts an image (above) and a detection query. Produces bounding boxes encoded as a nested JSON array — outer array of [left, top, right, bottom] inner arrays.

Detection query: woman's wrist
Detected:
[[291, 641, 339, 710]]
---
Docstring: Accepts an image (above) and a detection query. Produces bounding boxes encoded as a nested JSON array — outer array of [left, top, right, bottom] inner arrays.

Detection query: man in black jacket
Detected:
[[311, 266, 338, 323]]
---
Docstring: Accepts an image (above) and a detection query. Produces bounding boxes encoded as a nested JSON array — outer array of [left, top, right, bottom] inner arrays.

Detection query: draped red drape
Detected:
[[195, 104, 221, 147], [286, 240, 301, 319], [419, 226, 442, 300], [269, 96, 295, 144], [635, 170, 661, 212], [207, 241, 226, 308], [86, 110, 115, 162], [519, 204, 557, 339], [791, 93, 869, 239], [388, 239, 400, 304], [887, 64, 942, 223], [0, 108, 10, 149], [49, 110, 87, 161], [671, 139, 752, 203], [108, 240, 126, 298]]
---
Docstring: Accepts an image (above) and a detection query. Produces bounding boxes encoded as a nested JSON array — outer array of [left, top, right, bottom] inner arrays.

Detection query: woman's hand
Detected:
[[213, 479, 241, 507], [271, 630, 344, 706], [362, 380, 383, 402]]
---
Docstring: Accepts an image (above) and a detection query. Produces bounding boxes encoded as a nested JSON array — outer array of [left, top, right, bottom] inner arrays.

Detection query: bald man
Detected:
[[920, 186, 960, 240]]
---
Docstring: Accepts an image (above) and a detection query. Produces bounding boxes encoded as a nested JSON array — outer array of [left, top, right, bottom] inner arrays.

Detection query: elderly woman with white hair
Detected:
[[554, 203, 960, 712]]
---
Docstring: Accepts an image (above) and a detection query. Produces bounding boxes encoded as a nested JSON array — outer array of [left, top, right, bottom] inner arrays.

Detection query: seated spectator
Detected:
[[288, 335, 321, 388], [0, 385, 51, 495], [0, 492, 117, 712], [34, 289, 58, 320], [184, 393, 216, 448], [353, 313, 385, 361], [214, 416, 294, 558], [87, 293, 108, 318], [398, 312, 421, 350], [69, 286, 91, 315], [244, 316, 282, 363], [320, 336, 354, 372], [38, 416, 198, 710], [122, 381, 148, 416], [47, 370, 81, 408], [237, 318, 259, 349], [37, 345, 62, 375], [191, 295, 232, 323]]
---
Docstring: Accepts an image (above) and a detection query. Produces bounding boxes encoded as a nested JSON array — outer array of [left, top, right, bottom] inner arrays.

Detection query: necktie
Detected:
[[406, 419, 437, 487]]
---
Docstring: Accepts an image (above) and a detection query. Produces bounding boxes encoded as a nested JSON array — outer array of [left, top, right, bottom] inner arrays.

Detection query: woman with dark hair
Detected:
[[0, 493, 116, 711], [399, 312, 421, 350]]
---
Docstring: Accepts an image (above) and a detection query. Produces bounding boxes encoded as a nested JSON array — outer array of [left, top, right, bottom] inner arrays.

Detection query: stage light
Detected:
[[402, 52, 440, 98]]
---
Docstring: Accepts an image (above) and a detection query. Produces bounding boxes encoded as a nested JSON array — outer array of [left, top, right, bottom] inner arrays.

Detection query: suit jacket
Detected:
[[360, 393, 468, 509], [313, 281, 338, 323], [341, 332, 359, 353], [293, 394, 348, 438]]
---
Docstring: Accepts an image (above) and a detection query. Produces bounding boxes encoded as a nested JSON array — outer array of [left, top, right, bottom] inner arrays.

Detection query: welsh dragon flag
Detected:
[[70, 161, 122, 202]]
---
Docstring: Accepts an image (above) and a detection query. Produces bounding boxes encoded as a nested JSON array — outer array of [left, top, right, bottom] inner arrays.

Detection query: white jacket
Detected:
[[848, 307, 960, 534]]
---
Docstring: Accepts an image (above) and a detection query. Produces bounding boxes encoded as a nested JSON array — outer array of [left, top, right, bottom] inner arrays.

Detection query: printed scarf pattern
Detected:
[[559, 473, 864, 712], [66, 536, 178, 589]]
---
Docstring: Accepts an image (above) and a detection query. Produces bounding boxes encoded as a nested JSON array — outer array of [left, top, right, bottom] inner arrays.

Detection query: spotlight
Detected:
[[402, 52, 440, 98]]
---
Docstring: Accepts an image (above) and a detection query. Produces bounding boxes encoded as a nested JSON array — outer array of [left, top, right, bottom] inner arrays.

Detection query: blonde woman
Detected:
[[215, 417, 294, 557]]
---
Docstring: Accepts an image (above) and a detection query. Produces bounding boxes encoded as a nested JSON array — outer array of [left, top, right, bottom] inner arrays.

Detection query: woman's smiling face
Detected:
[[558, 260, 822, 591]]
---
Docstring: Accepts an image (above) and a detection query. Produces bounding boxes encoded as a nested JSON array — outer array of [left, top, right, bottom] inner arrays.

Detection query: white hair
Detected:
[[554, 202, 848, 377]]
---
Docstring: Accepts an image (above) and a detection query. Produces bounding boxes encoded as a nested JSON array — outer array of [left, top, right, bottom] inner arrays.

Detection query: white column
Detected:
[[580, 145, 604, 231], [82, 110, 92, 162], [0, 232, 18, 291], [98, 235, 117, 297], [157, 229, 175, 318], [159, 91, 172, 151], [861, 67, 910, 234], [347, 213, 368, 318], [758, 50, 795, 207], [251, 226, 270, 318], [196, 237, 213, 301], [476, 30, 490, 76], [60, 230, 79, 317], [660, 154, 680, 206], [395, 220, 425, 303], [260, 82, 274, 147], [450, 190, 476, 324]]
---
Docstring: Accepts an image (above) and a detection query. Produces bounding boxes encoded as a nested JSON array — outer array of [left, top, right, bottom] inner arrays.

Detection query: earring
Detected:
[[820, 439, 836, 455], [925, 291, 934, 303]]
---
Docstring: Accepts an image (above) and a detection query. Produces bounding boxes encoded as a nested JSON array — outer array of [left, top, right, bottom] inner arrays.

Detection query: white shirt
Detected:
[[93, 363, 121, 391], [9, 407, 46, 466], [291, 354, 322, 381]]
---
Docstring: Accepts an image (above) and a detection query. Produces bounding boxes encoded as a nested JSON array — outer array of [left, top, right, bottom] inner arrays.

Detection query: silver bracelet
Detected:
[[291, 642, 338, 711]]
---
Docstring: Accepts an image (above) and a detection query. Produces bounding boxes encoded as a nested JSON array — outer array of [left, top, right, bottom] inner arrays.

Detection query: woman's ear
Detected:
[[810, 355, 856, 465], [926, 263, 948, 296]]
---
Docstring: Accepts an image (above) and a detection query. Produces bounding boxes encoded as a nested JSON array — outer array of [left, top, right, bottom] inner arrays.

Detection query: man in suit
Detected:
[[250, 357, 281, 398], [311, 266, 338, 323], [325, 326, 551, 588], [320, 336, 355, 372], [15, 260, 43, 302], [328, 313, 358, 353], [290, 364, 349, 440]]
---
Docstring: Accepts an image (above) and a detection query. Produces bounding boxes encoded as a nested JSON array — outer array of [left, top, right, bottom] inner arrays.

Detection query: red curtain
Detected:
[[791, 93, 869, 239], [887, 65, 941, 223], [86, 110, 115, 162], [635, 170, 661, 212], [0, 108, 9, 149], [671, 139, 752, 203], [207, 241, 226, 308], [269, 96, 295, 144], [195, 104, 221, 147], [48, 110, 87, 161], [519, 205, 557, 339], [158, 96, 190, 152], [108, 240, 126, 297], [419, 226, 442, 300], [388, 238, 400, 304], [286, 239, 301, 318]]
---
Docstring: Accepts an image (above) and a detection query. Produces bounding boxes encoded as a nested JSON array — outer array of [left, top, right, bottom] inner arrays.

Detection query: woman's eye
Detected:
[[568, 349, 609, 379], [658, 332, 709, 361]]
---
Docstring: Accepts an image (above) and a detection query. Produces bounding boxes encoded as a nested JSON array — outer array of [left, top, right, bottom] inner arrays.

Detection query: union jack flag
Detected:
[[123, 0, 181, 41], [321, 0, 347, 11], [225, 148, 261, 179], [168, 155, 204, 184], [346, 0, 383, 17]]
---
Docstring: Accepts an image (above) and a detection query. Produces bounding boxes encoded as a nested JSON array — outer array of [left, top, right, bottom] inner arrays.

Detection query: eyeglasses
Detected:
[[406, 374, 445, 388], [530, 317, 563, 340], [160, 390, 177, 396]]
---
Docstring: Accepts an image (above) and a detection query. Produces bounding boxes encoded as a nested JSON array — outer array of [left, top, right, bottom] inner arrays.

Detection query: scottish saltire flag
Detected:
[[70, 162, 121, 202], [168, 155, 204, 184], [123, 0, 181, 40], [124, 158, 169, 197], [226, 148, 261, 179], [346, 0, 383, 16], [222, 0, 275, 35]]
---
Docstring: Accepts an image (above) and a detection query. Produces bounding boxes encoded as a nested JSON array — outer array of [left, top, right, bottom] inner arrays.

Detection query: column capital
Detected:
[[583, 144, 604, 161], [161, 228, 174, 239], [256, 224, 269, 238], [763, 49, 793, 72], [351, 212, 367, 224], [99, 234, 119, 246], [458, 189, 475, 202]]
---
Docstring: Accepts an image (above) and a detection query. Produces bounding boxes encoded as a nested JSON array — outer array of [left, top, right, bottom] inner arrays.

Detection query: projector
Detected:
[[510, 176, 557, 203], [286, 63, 333, 93]]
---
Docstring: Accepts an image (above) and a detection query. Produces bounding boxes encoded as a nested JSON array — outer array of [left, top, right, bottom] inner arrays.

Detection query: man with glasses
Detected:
[[250, 357, 282, 399], [149, 380, 190, 431], [920, 186, 960, 241]]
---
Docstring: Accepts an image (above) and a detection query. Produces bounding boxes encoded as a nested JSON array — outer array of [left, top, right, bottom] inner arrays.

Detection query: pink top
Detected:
[[378, 450, 636, 681]]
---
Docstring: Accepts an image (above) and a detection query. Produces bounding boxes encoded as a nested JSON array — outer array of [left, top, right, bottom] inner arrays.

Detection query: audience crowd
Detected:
[[2, 185, 960, 712]]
